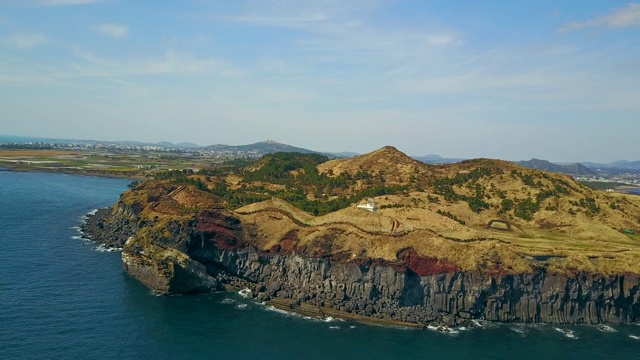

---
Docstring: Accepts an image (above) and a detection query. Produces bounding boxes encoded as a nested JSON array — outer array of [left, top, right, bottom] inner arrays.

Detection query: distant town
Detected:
[[1, 137, 640, 189]]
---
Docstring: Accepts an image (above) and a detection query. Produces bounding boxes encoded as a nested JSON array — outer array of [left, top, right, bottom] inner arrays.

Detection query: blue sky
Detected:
[[1, 0, 639, 162]]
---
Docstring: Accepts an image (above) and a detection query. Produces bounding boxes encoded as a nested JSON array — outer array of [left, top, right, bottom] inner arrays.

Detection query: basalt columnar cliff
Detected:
[[83, 147, 640, 327]]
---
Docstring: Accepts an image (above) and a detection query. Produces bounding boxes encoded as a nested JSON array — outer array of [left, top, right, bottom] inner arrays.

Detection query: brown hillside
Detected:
[[318, 146, 430, 184], [118, 147, 640, 276]]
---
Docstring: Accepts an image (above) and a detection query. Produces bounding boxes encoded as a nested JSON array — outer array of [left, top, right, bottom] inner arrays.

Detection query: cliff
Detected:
[[84, 195, 640, 327], [82, 148, 640, 327]]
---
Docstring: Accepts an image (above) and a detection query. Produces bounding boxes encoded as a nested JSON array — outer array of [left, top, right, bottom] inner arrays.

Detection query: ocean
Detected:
[[1, 170, 639, 360]]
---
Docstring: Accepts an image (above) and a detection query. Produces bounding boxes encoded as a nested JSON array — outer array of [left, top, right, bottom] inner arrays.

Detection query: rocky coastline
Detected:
[[82, 204, 640, 328]]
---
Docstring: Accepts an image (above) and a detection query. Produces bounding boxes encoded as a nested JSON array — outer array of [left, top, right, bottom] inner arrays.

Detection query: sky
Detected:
[[1, 1, 639, 162]]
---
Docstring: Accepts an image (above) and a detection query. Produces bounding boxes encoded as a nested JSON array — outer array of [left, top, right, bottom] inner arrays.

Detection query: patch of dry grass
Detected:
[[115, 148, 640, 275]]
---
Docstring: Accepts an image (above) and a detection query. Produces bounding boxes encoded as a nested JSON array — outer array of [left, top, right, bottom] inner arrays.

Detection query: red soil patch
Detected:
[[397, 248, 460, 276], [195, 210, 243, 250]]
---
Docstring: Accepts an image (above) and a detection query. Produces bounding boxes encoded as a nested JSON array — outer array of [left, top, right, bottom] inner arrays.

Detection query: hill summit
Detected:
[[318, 146, 429, 184]]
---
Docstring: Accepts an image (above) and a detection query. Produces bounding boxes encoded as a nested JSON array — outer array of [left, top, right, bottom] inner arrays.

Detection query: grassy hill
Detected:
[[124, 147, 640, 276]]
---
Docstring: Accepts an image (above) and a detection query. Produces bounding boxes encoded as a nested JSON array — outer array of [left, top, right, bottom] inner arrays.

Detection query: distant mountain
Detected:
[[204, 140, 321, 156], [617, 161, 640, 170], [516, 159, 598, 176], [175, 142, 202, 148], [326, 151, 359, 158], [583, 160, 640, 172], [412, 154, 465, 164]]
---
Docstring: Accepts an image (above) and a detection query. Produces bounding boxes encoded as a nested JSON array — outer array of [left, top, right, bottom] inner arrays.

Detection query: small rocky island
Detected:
[[84, 147, 640, 327]]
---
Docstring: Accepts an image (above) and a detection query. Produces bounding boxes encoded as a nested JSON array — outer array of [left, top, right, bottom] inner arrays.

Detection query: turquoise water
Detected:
[[1, 170, 639, 360]]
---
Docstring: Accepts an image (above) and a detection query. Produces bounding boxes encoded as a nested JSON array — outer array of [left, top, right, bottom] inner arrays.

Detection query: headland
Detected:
[[82, 147, 640, 327]]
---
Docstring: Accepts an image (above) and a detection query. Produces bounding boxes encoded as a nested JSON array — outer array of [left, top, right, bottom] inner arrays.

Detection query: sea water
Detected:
[[1, 170, 639, 360]]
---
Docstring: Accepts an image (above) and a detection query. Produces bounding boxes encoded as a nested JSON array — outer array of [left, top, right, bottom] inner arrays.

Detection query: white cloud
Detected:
[[560, 3, 640, 32], [72, 49, 244, 78], [426, 34, 458, 46], [4, 33, 47, 49], [96, 23, 128, 38]]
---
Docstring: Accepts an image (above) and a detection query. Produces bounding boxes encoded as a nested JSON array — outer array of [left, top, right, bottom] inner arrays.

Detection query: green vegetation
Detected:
[[569, 197, 600, 217], [430, 167, 497, 213], [500, 199, 514, 214], [158, 152, 410, 216], [426, 194, 440, 203], [436, 209, 465, 225], [580, 181, 626, 190], [513, 198, 539, 220]]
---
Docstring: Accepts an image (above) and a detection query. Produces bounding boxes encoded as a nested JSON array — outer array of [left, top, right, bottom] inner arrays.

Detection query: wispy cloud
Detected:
[[38, 0, 104, 6], [4, 33, 47, 49], [96, 23, 128, 38], [560, 3, 640, 32], [426, 33, 460, 46], [72, 49, 244, 78]]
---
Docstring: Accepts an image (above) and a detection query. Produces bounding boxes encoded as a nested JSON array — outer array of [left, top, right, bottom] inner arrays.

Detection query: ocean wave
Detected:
[[554, 327, 578, 339], [329, 325, 340, 330], [510, 325, 528, 336], [264, 305, 303, 318], [471, 319, 496, 329], [238, 288, 252, 298], [262, 305, 333, 323], [426, 324, 461, 336], [629, 335, 640, 340], [596, 324, 617, 333], [220, 298, 235, 304], [236, 304, 249, 310], [94, 244, 122, 252], [322, 316, 344, 323]]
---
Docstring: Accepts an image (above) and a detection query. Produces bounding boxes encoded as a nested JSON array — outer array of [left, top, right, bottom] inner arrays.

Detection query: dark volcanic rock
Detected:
[[81, 206, 139, 247], [84, 202, 640, 326], [203, 247, 640, 325]]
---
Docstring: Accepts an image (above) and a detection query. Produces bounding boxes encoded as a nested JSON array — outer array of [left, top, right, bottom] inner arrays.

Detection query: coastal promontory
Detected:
[[84, 147, 640, 327]]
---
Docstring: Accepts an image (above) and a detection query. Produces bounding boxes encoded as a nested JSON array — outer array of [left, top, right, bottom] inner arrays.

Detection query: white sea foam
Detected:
[[322, 316, 344, 323], [263, 305, 331, 323], [237, 304, 248, 310], [329, 326, 340, 330], [72, 235, 91, 242], [87, 209, 98, 216], [554, 327, 578, 339], [426, 324, 460, 336], [629, 335, 640, 340], [349, 325, 356, 329], [238, 288, 252, 298], [596, 324, 617, 333], [510, 325, 528, 336], [220, 298, 235, 304], [264, 305, 302, 318], [471, 319, 495, 329], [94, 244, 122, 252]]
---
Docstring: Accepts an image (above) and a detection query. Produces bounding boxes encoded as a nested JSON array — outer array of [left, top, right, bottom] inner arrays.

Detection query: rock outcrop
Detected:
[[122, 239, 217, 295]]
